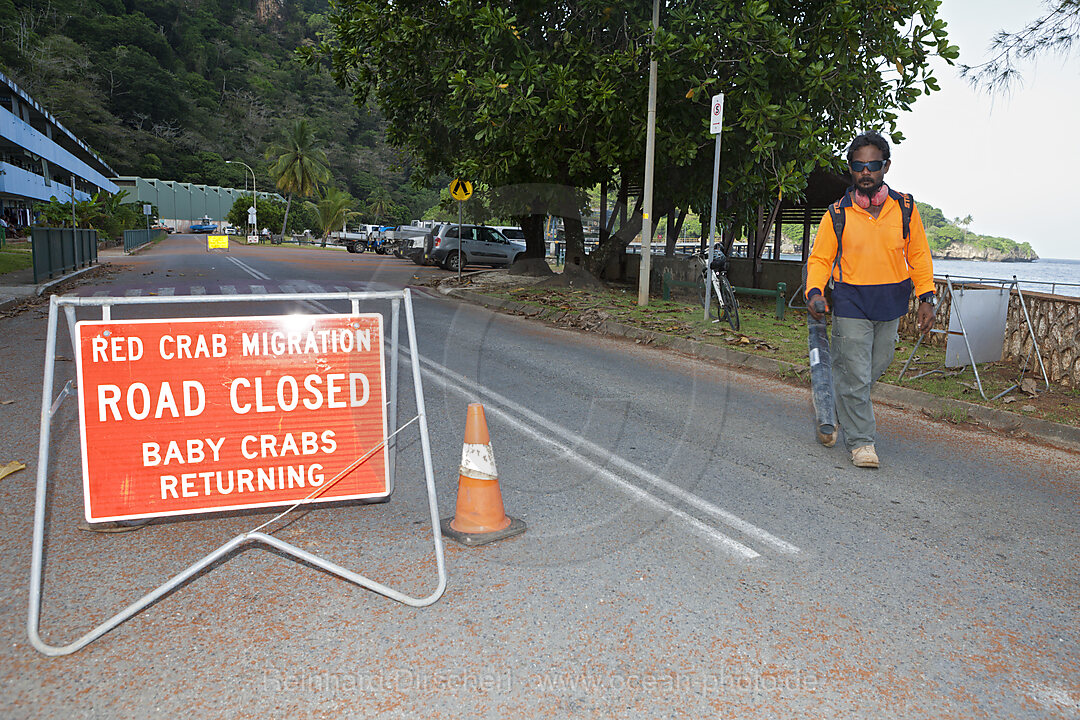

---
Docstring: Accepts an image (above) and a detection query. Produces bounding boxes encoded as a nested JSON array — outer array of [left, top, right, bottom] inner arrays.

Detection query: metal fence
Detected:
[[31, 227, 98, 283], [123, 228, 164, 253]]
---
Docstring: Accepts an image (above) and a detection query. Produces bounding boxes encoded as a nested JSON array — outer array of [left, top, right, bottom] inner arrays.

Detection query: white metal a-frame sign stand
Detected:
[[898, 276, 1049, 400], [28, 289, 447, 656]]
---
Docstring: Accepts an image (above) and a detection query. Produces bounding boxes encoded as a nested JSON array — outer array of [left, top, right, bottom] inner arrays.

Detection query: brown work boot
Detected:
[[817, 428, 838, 448], [851, 445, 880, 469]]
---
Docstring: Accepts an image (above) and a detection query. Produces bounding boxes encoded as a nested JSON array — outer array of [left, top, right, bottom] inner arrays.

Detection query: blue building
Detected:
[[0, 70, 117, 228]]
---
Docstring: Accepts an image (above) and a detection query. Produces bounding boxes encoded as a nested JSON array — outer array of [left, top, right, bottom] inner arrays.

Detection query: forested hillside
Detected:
[[0, 0, 440, 223]]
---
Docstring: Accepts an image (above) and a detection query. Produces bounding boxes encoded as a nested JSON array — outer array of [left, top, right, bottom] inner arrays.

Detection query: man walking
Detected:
[[806, 131, 936, 468]]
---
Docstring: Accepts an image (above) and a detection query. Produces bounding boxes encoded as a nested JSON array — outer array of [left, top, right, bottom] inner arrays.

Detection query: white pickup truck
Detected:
[[329, 229, 372, 253]]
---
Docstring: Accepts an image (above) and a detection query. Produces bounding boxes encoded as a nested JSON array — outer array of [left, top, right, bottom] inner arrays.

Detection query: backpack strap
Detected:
[[888, 188, 914, 239], [827, 192, 853, 284]]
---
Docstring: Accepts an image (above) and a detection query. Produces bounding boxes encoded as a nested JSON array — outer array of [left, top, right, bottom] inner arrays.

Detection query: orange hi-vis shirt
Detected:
[[805, 191, 935, 321]]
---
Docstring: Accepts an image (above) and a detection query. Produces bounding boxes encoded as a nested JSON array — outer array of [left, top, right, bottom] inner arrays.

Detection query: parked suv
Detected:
[[427, 224, 526, 271], [492, 225, 526, 242]]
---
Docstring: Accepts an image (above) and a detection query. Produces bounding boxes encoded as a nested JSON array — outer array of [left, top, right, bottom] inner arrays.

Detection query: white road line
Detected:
[[250, 284, 267, 294], [124, 289, 142, 297], [93, 291, 108, 297], [220, 285, 238, 295], [416, 354, 801, 555], [191, 286, 206, 295], [333, 286, 350, 292], [159, 287, 175, 296], [226, 256, 271, 280], [418, 362, 760, 559]]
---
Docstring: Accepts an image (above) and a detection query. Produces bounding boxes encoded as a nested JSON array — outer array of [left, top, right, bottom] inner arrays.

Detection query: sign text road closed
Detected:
[[75, 314, 389, 522]]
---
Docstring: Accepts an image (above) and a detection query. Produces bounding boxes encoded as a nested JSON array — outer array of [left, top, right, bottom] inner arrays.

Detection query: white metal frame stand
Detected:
[[28, 289, 446, 656], [898, 276, 1049, 401]]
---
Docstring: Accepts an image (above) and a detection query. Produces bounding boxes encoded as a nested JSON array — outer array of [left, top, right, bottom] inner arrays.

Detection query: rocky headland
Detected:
[[931, 242, 1039, 262]]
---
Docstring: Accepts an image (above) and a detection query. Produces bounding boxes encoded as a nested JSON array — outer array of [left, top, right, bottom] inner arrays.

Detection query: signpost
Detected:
[[449, 179, 473, 282], [143, 204, 152, 235], [704, 92, 725, 322], [74, 314, 389, 521], [247, 205, 259, 243]]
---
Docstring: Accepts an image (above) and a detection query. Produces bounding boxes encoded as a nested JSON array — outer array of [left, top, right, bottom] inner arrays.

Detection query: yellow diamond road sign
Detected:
[[450, 179, 473, 202]]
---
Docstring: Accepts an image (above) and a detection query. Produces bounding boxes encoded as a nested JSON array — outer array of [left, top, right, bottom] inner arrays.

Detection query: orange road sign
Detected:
[[449, 179, 473, 201], [74, 314, 389, 521]]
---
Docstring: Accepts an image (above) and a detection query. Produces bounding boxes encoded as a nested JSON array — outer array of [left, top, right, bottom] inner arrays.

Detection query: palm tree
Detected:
[[956, 214, 974, 242], [265, 119, 331, 237], [315, 187, 358, 239], [366, 186, 395, 225]]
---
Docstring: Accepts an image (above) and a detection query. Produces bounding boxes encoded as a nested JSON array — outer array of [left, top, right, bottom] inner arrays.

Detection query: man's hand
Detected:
[[808, 296, 829, 321], [917, 301, 936, 334]]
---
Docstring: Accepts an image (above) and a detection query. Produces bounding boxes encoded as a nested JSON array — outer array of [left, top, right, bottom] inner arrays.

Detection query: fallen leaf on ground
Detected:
[[1021, 405, 1036, 412], [0, 400, 13, 405], [1020, 378, 1038, 396], [0, 461, 26, 481], [1003, 396, 1016, 404]]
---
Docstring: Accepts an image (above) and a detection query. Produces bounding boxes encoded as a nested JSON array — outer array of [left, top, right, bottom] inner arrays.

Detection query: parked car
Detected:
[[492, 225, 526, 243], [223, 225, 239, 235], [382, 225, 429, 258], [331, 229, 370, 253], [427, 224, 526, 271], [189, 216, 218, 233]]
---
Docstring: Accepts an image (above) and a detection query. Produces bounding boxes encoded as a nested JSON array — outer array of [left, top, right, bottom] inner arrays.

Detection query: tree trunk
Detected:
[[672, 208, 687, 251], [664, 207, 687, 256], [561, 215, 586, 267], [586, 206, 643, 276], [280, 193, 293, 238], [519, 214, 546, 258]]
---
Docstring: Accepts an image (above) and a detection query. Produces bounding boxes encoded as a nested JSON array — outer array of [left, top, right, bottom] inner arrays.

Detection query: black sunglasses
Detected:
[[850, 160, 886, 172]]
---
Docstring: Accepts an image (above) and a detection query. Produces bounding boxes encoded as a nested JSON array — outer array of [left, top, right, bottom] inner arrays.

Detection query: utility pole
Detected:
[[637, 0, 662, 306]]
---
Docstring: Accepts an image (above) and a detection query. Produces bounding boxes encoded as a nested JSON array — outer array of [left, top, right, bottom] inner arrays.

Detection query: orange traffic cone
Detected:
[[441, 403, 526, 546]]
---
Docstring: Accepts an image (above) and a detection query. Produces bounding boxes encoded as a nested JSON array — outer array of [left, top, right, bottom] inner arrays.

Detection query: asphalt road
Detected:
[[0, 235, 1077, 718]]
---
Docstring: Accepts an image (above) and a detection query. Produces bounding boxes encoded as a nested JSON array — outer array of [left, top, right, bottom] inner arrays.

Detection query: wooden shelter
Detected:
[[745, 168, 850, 287]]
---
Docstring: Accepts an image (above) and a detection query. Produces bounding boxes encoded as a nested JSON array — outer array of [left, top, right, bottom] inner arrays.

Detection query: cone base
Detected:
[[440, 516, 526, 547]]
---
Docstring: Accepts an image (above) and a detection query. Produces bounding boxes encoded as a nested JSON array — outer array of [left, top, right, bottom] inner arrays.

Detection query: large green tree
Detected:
[[309, 0, 957, 272], [266, 119, 332, 238]]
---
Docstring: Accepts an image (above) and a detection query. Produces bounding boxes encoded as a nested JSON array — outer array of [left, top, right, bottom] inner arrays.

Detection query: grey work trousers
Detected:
[[831, 316, 900, 451]]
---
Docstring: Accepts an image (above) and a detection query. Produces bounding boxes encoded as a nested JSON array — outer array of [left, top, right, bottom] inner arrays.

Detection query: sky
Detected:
[[885, 0, 1080, 260]]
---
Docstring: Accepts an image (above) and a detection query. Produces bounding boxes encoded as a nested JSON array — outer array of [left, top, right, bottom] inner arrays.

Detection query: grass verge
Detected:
[[474, 280, 1079, 430], [0, 246, 32, 275]]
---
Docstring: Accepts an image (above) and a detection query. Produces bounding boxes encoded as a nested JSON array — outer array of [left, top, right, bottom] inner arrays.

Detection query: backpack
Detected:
[[825, 188, 913, 283]]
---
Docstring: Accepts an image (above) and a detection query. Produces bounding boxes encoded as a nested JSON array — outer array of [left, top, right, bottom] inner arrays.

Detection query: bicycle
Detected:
[[691, 247, 740, 331]]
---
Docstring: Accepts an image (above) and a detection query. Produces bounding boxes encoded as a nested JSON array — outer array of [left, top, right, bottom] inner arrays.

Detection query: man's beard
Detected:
[[854, 179, 884, 198]]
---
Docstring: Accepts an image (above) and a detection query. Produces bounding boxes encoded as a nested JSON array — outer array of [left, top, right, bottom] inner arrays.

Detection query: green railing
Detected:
[[732, 282, 788, 320], [123, 228, 164, 253], [662, 269, 788, 320], [31, 227, 98, 284]]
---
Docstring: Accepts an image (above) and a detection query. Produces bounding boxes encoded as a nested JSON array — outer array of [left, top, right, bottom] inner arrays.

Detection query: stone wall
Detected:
[[898, 279, 1080, 387]]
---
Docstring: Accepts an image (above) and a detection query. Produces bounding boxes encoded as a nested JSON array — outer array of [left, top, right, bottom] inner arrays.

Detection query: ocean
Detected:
[[929, 257, 1080, 298]]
